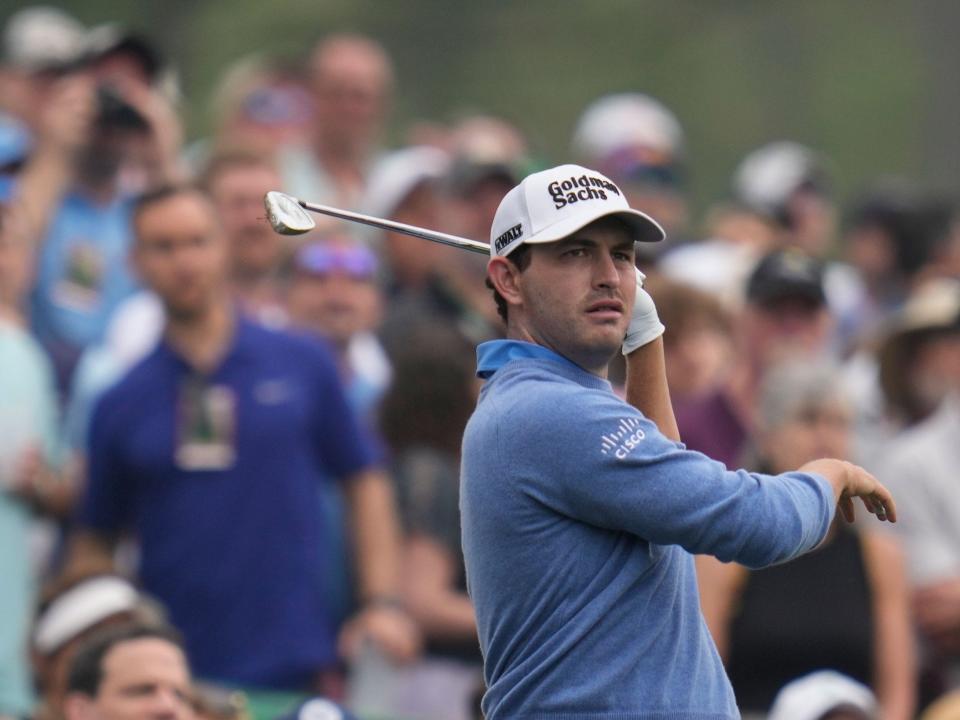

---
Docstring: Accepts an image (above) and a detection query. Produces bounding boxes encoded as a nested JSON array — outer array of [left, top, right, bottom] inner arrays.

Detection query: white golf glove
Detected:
[[622, 267, 665, 355]]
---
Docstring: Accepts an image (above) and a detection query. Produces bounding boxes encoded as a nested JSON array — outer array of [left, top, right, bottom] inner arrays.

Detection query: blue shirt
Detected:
[[30, 191, 139, 363], [461, 340, 835, 720], [81, 316, 378, 688]]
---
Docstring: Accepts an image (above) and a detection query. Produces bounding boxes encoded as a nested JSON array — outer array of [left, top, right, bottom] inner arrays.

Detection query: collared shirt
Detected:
[[462, 338, 834, 719], [81, 315, 378, 689]]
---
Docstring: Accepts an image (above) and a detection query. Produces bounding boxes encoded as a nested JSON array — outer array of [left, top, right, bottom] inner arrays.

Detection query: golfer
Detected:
[[460, 164, 896, 719]]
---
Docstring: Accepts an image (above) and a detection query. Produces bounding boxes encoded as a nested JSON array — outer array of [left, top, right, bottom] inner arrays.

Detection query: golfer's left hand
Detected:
[[622, 267, 665, 355]]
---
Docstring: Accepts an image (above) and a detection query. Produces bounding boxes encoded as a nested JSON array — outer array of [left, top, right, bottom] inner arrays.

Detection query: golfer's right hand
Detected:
[[800, 458, 897, 524], [622, 267, 665, 355]]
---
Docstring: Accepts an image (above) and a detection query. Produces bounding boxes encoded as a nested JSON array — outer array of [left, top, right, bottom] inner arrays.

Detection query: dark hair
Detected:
[[846, 187, 954, 279], [380, 328, 476, 455], [485, 244, 532, 322], [198, 148, 277, 194], [66, 623, 186, 697], [132, 183, 211, 230]]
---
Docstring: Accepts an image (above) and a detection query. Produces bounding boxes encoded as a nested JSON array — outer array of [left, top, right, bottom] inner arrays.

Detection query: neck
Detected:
[[506, 324, 609, 378], [164, 298, 235, 372], [312, 137, 366, 189]]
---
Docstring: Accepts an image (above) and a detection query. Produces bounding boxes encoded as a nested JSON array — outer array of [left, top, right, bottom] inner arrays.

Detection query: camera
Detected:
[[95, 85, 147, 130]]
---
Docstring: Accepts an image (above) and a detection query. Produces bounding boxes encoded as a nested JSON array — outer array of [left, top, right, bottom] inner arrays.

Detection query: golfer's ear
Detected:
[[487, 256, 523, 306]]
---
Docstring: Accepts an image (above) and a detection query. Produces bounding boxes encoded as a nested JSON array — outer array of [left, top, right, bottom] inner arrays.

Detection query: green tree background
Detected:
[[5, 0, 959, 227]]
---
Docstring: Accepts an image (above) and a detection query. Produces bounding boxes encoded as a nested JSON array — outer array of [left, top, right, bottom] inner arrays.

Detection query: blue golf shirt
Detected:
[[461, 340, 835, 720], [81, 315, 379, 689]]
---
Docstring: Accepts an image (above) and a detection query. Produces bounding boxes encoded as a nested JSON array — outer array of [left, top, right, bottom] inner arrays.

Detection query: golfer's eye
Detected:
[[563, 246, 589, 258]]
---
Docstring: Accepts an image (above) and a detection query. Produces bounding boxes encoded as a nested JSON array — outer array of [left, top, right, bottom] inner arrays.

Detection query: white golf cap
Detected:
[[490, 163, 665, 257], [767, 671, 877, 720]]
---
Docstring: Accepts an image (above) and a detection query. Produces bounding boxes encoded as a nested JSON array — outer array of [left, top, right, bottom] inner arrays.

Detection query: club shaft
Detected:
[[298, 199, 491, 255]]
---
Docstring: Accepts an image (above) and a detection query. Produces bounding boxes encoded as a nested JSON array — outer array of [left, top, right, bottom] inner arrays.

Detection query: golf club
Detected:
[[264, 190, 491, 255]]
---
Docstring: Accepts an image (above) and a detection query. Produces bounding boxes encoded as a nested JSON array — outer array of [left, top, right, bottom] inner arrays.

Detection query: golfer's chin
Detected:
[[567, 330, 624, 374]]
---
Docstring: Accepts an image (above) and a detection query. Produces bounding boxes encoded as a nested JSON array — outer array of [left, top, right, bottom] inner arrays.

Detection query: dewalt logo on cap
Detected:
[[547, 173, 622, 210], [494, 223, 523, 254]]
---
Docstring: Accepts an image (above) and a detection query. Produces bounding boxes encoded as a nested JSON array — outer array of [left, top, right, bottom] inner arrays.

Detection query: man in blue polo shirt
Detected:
[[69, 185, 417, 692], [461, 164, 898, 719]]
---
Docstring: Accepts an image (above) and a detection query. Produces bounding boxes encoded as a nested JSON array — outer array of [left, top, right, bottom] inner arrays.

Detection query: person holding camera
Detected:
[[11, 27, 183, 391]]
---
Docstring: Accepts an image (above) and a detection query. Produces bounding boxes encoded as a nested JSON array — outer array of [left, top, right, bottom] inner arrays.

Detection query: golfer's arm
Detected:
[[625, 336, 680, 442], [344, 468, 403, 603]]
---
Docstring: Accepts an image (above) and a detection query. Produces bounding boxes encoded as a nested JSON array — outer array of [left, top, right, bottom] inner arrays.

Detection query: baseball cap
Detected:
[[767, 670, 877, 720], [362, 145, 449, 221], [734, 141, 829, 220], [2, 6, 86, 72], [572, 93, 685, 188], [572, 93, 684, 163], [490, 163, 665, 257], [274, 697, 357, 720], [745, 248, 826, 306]]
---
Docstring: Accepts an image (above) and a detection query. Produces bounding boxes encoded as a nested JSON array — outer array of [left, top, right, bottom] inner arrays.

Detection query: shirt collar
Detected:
[[475, 339, 584, 379]]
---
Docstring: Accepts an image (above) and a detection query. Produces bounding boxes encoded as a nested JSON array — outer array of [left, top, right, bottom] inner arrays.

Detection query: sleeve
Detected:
[[506, 385, 835, 569], [77, 392, 134, 533], [308, 338, 380, 480]]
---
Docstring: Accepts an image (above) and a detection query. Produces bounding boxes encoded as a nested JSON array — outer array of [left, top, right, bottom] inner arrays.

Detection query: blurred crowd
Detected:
[[2, 6, 960, 720]]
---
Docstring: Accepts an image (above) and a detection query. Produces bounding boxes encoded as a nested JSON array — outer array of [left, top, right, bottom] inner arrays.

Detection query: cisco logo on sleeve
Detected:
[[600, 417, 646, 460]]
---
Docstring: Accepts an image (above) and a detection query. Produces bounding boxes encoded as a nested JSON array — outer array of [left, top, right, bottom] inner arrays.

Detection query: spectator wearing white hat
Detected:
[[368, 145, 500, 355], [767, 671, 878, 720], [572, 92, 690, 256], [30, 575, 168, 720]]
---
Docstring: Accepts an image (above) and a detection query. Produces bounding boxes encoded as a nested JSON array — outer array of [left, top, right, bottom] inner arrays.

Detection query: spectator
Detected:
[[733, 141, 836, 258], [201, 150, 289, 325], [285, 237, 389, 419], [0, 6, 87, 176], [572, 92, 690, 256], [378, 333, 483, 720], [697, 361, 915, 719], [732, 141, 867, 353], [0, 199, 61, 719], [364, 145, 499, 355], [10, 25, 182, 389], [876, 279, 960, 427], [442, 115, 531, 245], [767, 671, 878, 720], [676, 248, 834, 466], [62, 623, 193, 720], [284, 236, 390, 638], [31, 574, 167, 720], [842, 183, 955, 344], [279, 34, 393, 209], [193, 54, 312, 168], [650, 278, 739, 464], [874, 282, 960, 708], [67, 186, 418, 697]]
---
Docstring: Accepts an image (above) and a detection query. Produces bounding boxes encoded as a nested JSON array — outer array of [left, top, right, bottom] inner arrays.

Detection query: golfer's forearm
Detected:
[[625, 336, 680, 442]]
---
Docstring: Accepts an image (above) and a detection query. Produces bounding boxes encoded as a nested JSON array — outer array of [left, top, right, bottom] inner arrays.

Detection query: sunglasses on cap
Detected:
[[295, 243, 378, 279], [242, 86, 312, 126]]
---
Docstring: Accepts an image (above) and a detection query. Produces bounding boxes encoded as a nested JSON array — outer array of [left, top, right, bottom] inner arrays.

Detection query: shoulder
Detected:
[[91, 346, 166, 418], [241, 319, 338, 365]]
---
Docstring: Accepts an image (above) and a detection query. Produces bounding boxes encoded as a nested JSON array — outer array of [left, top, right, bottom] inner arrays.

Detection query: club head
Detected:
[[264, 191, 316, 235]]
